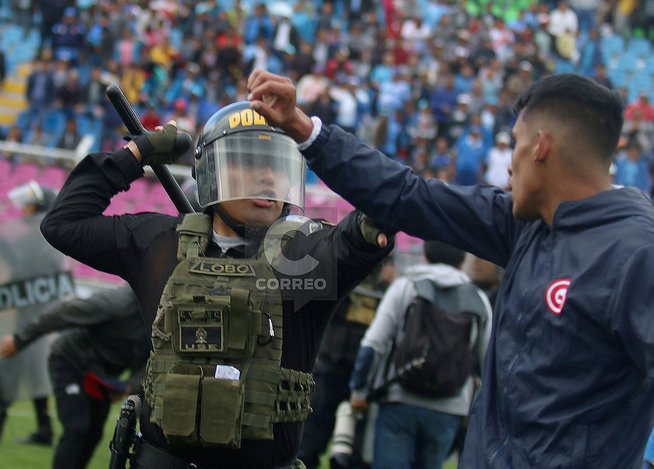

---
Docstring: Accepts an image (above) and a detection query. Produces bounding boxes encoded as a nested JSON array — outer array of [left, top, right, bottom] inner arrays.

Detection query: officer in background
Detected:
[[0, 284, 148, 469], [0, 181, 68, 446], [40, 103, 392, 468], [298, 260, 394, 469]]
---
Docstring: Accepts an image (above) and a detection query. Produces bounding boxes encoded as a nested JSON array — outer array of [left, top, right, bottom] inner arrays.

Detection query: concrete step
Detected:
[[0, 112, 18, 126], [2, 80, 26, 94], [15, 63, 32, 78], [0, 94, 27, 108]]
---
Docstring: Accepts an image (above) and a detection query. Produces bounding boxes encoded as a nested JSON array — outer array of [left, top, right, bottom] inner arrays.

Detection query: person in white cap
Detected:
[[484, 131, 513, 189]]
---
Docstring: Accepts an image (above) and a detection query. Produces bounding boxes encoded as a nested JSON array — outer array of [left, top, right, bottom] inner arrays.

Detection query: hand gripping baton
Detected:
[[106, 83, 195, 214]]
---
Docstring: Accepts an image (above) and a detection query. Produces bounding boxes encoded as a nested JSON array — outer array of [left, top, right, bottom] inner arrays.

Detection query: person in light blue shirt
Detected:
[[615, 141, 652, 195], [453, 125, 487, 185]]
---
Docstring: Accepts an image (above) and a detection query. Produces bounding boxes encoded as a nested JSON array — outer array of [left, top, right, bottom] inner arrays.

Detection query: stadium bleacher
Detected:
[[1, 1, 652, 285]]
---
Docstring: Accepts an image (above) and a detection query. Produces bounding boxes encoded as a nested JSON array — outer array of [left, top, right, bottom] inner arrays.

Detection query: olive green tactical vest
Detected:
[[143, 213, 314, 448], [344, 285, 384, 326]]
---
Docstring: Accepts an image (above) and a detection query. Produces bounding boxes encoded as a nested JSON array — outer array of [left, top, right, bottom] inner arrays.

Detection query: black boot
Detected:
[[15, 397, 53, 446], [15, 431, 53, 445], [0, 401, 7, 443]]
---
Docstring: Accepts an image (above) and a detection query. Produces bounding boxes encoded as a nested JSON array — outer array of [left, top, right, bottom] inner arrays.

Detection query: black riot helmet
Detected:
[[194, 101, 306, 214]]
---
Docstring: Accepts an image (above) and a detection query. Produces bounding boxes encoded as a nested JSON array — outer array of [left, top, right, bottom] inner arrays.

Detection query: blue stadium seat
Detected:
[[607, 69, 627, 88], [644, 56, 654, 74], [616, 53, 639, 73], [15, 111, 31, 135], [76, 114, 93, 137], [628, 73, 652, 102], [601, 34, 625, 57], [41, 110, 66, 140], [627, 37, 651, 56]]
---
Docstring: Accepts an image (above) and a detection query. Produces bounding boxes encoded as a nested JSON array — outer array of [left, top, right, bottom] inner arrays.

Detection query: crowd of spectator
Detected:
[[1, 0, 654, 196]]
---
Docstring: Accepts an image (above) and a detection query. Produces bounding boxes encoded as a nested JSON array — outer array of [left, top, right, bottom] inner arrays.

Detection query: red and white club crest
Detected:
[[545, 278, 571, 315]]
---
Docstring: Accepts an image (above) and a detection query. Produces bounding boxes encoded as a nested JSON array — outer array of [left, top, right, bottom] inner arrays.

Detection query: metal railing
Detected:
[[0, 136, 193, 179]]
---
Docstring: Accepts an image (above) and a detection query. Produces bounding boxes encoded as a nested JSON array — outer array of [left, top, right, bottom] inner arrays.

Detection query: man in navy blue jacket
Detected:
[[247, 70, 654, 468]]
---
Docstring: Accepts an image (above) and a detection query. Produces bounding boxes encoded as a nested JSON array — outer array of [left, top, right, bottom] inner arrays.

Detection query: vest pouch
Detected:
[[161, 364, 203, 440], [200, 375, 245, 447]]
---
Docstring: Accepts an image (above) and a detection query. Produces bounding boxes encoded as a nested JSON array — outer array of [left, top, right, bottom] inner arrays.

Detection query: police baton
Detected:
[[366, 353, 427, 402], [106, 84, 195, 214]]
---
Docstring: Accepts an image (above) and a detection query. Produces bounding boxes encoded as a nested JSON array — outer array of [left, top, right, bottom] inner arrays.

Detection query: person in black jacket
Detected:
[[245, 69, 654, 469], [298, 262, 393, 469], [40, 102, 392, 468], [0, 284, 149, 469], [0, 180, 62, 446]]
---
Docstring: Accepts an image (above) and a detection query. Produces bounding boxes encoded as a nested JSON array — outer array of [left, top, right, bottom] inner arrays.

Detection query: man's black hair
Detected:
[[513, 73, 624, 159], [423, 240, 465, 267]]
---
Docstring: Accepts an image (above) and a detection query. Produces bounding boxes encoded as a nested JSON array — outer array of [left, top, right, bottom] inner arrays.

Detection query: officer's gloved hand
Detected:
[[132, 123, 182, 165], [358, 212, 392, 248]]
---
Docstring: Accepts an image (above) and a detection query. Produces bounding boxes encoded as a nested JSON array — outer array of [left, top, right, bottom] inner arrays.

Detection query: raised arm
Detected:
[[247, 69, 519, 267]]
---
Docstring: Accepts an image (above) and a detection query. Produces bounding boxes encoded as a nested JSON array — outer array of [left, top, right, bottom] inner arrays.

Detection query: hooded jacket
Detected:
[[350, 263, 492, 416], [302, 123, 654, 468]]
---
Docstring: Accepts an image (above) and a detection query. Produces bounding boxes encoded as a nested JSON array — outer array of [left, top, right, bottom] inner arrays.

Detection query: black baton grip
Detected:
[[106, 84, 146, 135], [106, 84, 195, 214]]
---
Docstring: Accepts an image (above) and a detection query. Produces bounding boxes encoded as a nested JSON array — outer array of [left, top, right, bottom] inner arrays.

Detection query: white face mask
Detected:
[[8, 180, 43, 210]]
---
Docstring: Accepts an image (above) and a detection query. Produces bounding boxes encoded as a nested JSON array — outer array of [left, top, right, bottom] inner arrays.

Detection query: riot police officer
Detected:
[[298, 262, 393, 469], [0, 284, 148, 469], [0, 180, 60, 446], [41, 102, 392, 468]]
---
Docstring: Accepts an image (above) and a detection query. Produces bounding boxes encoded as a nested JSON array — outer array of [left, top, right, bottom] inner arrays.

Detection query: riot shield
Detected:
[[0, 213, 75, 403]]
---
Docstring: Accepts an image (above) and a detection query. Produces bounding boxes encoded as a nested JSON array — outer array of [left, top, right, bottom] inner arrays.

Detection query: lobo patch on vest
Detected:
[[144, 213, 314, 448]]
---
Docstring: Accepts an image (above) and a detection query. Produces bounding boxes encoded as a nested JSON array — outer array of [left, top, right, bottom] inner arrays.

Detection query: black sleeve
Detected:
[[13, 284, 138, 350], [281, 210, 393, 314], [302, 125, 519, 267], [40, 149, 176, 279]]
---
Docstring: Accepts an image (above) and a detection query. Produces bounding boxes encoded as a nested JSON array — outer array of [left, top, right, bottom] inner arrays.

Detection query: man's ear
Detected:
[[533, 130, 551, 164]]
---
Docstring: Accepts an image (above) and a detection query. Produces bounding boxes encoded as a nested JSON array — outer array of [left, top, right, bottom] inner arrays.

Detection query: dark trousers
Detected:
[[32, 396, 52, 437], [0, 397, 7, 441], [49, 354, 110, 469], [298, 361, 354, 469]]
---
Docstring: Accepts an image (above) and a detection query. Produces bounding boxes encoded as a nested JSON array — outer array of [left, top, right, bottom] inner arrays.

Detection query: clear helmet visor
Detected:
[[196, 132, 306, 211]]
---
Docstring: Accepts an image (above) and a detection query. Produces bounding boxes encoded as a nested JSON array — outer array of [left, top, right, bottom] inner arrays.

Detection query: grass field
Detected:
[[2, 398, 458, 468], [1, 398, 117, 469]]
